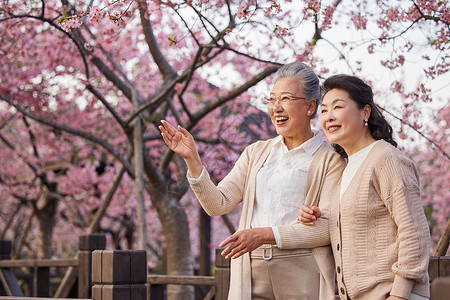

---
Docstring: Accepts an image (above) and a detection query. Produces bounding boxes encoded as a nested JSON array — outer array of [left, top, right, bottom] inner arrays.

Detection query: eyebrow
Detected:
[[270, 91, 296, 96], [321, 99, 346, 107]]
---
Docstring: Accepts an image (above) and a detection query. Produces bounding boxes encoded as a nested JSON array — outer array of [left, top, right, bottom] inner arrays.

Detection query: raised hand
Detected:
[[297, 205, 321, 226], [159, 120, 203, 178], [159, 120, 197, 159]]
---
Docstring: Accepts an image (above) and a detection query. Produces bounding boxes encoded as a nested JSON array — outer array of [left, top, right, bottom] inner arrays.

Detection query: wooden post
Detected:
[[92, 250, 147, 300], [429, 256, 450, 282], [78, 234, 106, 298], [0, 240, 23, 297], [33, 266, 50, 297], [199, 209, 211, 276], [214, 248, 230, 300], [149, 283, 164, 300], [431, 277, 450, 300]]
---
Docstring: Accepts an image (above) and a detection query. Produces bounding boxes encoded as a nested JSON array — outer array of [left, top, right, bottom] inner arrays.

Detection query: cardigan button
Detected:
[[337, 244, 340, 251], [337, 266, 341, 273], [340, 287, 345, 295]]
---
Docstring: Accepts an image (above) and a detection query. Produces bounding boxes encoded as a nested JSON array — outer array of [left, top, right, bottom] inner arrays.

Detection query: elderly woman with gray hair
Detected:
[[160, 62, 345, 300]]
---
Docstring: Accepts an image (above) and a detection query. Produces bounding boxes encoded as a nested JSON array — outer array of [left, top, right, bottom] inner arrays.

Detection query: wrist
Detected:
[[260, 227, 276, 244], [185, 155, 203, 178]]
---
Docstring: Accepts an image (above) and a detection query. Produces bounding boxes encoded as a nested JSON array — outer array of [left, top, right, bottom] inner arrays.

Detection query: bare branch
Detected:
[[125, 46, 226, 126], [138, 1, 177, 81], [188, 65, 279, 128], [86, 84, 126, 129]]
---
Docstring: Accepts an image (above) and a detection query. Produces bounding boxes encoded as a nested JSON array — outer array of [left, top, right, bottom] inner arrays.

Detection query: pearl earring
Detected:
[[308, 111, 311, 114], [364, 118, 368, 126]]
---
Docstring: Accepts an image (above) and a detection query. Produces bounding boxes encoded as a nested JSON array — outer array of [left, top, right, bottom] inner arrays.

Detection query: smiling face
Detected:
[[268, 76, 316, 149], [320, 88, 372, 155]]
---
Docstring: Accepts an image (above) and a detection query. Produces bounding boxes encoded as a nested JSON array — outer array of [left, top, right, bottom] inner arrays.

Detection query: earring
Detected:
[[307, 111, 311, 114], [364, 118, 368, 126]]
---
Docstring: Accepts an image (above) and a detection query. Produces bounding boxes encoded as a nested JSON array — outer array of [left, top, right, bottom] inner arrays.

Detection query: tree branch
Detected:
[[138, 1, 177, 81], [379, 105, 449, 160], [188, 65, 279, 128], [0, 93, 135, 174]]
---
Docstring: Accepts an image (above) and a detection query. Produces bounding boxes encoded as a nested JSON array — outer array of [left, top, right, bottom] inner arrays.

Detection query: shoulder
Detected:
[[310, 142, 346, 175], [371, 140, 414, 166], [244, 137, 277, 153], [371, 140, 418, 179], [314, 142, 345, 163]]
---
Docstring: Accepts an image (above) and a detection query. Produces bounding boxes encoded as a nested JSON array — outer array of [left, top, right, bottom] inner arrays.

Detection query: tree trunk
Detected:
[[434, 217, 450, 256], [152, 190, 194, 300], [133, 89, 148, 251], [35, 192, 58, 259]]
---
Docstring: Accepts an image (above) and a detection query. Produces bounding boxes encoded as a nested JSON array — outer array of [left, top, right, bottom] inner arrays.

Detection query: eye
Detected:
[[320, 109, 327, 114], [333, 105, 342, 110], [281, 96, 291, 102]]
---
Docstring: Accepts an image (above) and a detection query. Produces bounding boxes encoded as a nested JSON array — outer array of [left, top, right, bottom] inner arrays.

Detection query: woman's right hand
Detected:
[[159, 120, 203, 178], [159, 120, 198, 160], [297, 205, 321, 226]]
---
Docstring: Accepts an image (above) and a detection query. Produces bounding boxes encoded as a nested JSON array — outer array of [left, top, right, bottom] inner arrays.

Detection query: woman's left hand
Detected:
[[298, 205, 321, 226], [219, 228, 275, 259]]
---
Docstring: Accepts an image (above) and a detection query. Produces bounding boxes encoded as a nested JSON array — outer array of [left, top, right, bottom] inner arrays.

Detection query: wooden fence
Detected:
[[0, 235, 449, 299], [0, 235, 230, 300]]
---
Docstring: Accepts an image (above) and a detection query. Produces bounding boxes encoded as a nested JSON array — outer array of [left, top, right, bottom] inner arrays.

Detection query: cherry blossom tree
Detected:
[[0, 1, 448, 299], [407, 105, 450, 254]]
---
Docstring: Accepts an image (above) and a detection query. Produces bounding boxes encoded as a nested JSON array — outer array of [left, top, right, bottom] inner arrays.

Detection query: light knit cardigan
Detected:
[[330, 140, 431, 300], [190, 137, 345, 300]]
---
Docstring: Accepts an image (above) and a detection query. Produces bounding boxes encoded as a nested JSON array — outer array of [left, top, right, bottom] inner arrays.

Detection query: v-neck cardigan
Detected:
[[330, 140, 430, 300], [189, 137, 345, 300]]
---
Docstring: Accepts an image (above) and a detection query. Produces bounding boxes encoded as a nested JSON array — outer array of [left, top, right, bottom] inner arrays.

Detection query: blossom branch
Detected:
[[380, 105, 449, 160], [0, 93, 135, 174]]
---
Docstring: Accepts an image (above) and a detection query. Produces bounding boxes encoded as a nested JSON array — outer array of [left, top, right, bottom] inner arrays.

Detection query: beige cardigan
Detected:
[[330, 140, 430, 300], [190, 138, 345, 300]]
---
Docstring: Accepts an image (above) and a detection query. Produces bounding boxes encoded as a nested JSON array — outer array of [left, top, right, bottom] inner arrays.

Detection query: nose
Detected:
[[273, 103, 284, 113], [322, 110, 334, 122]]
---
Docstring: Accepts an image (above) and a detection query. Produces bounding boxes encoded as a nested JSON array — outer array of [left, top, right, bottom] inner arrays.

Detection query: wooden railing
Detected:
[[0, 235, 106, 298], [146, 248, 230, 300], [0, 236, 231, 300]]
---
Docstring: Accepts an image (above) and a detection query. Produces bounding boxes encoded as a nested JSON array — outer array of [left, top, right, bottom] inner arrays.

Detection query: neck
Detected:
[[283, 128, 315, 150], [342, 132, 377, 157]]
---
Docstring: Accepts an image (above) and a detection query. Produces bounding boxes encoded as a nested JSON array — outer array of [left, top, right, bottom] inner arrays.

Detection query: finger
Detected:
[[225, 244, 243, 259], [230, 249, 245, 259], [298, 215, 316, 224], [301, 221, 315, 226], [219, 235, 236, 248], [221, 244, 236, 258], [161, 120, 178, 135], [221, 246, 231, 257], [159, 126, 170, 140], [299, 211, 316, 221], [177, 125, 191, 138], [299, 215, 315, 224], [160, 132, 171, 147], [311, 206, 321, 217], [301, 205, 314, 215]]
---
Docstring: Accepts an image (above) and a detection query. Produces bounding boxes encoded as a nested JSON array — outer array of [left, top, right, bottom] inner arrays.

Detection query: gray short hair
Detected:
[[273, 62, 321, 118]]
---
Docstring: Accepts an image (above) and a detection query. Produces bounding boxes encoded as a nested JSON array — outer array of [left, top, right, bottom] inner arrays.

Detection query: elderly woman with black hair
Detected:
[[299, 74, 431, 300], [160, 62, 345, 300]]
